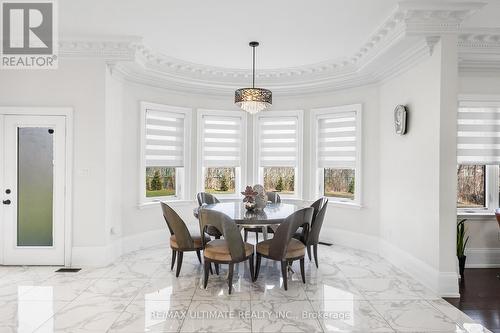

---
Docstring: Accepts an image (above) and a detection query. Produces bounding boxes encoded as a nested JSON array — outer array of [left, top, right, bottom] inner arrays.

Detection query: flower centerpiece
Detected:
[[241, 186, 257, 211]]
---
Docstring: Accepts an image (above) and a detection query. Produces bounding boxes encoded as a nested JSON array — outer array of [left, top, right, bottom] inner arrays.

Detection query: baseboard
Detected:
[[465, 248, 500, 268], [378, 239, 459, 297], [320, 227, 380, 254]]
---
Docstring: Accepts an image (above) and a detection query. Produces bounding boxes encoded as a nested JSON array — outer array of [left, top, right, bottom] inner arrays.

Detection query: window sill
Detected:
[[327, 200, 362, 210], [457, 210, 496, 221], [138, 200, 195, 210]]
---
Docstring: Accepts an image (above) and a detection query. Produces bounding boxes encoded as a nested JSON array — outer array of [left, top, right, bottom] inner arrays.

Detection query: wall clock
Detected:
[[394, 105, 407, 135]]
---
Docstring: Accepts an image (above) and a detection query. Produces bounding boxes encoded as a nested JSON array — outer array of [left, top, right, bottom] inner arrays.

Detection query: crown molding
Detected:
[[58, 1, 497, 94]]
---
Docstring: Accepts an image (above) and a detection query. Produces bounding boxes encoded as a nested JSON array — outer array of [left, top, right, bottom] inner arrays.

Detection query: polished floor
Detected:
[[0, 243, 491, 333], [445, 268, 500, 333]]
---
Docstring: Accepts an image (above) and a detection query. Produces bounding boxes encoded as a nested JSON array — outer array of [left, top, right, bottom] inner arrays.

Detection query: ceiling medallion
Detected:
[[235, 41, 272, 114]]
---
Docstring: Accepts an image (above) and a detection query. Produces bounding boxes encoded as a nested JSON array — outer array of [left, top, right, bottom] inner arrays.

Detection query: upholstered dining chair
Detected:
[[161, 202, 210, 277], [199, 208, 255, 294], [295, 197, 328, 268], [196, 192, 223, 239], [254, 207, 314, 290], [244, 192, 281, 242]]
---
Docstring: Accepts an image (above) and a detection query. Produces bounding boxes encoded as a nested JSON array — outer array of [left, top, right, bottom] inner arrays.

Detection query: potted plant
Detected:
[[456, 219, 469, 280]]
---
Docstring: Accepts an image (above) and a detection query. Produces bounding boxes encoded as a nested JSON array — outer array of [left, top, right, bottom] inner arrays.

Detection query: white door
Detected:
[[1, 115, 66, 265]]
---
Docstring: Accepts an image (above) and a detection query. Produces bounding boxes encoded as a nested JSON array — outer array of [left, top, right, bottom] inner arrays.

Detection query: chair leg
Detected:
[[255, 253, 262, 280], [203, 259, 210, 289], [209, 263, 213, 275], [228, 263, 234, 294], [306, 245, 312, 261], [175, 251, 183, 277], [170, 249, 177, 270], [244, 229, 248, 242], [249, 254, 255, 281], [300, 258, 306, 284], [255, 231, 259, 243], [280, 260, 288, 290], [214, 263, 219, 275], [313, 244, 319, 268], [196, 250, 201, 264]]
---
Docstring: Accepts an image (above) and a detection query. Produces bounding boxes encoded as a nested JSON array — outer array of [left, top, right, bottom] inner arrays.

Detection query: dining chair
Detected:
[[295, 197, 328, 268], [196, 192, 223, 239], [254, 207, 314, 290], [161, 202, 210, 277], [244, 192, 281, 242], [199, 208, 255, 294]]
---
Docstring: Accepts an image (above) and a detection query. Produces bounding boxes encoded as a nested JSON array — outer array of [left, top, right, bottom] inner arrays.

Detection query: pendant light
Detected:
[[235, 41, 272, 114]]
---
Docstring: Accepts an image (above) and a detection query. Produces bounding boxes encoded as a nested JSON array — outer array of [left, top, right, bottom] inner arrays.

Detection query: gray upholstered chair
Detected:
[[244, 192, 281, 242], [196, 192, 223, 239], [255, 207, 313, 290], [199, 208, 255, 294], [161, 202, 210, 277], [294, 197, 328, 267]]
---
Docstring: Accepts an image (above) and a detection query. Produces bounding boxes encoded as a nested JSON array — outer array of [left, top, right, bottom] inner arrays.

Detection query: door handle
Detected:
[[2, 200, 11, 205]]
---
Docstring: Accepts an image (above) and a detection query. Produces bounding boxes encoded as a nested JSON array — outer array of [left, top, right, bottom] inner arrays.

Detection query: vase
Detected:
[[458, 255, 466, 280], [255, 194, 268, 210]]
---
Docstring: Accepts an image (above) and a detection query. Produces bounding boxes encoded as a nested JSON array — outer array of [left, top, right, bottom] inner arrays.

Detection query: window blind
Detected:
[[258, 116, 298, 167], [145, 110, 185, 167], [202, 115, 243, 167], [458, 104, 500, 165], [318, 111, 357, 168]]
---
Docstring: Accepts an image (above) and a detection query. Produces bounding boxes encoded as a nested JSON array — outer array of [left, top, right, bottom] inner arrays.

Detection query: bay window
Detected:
[[457, 99, 500, 214], [312, 104, 362, 205], [140, 102, 191, 203], [198, 109, 246, 197], [254, 111, 303, 198]]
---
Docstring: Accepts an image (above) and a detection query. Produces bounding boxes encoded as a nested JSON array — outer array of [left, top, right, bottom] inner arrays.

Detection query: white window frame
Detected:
[[457, 95, 500, 216], [197, 109, 247, 199], [139, 101, 192, 204], [311, 104, 362, 207], [253, 110, 304, 199]]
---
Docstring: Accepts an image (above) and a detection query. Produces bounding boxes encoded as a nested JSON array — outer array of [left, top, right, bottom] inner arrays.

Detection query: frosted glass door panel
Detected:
[[17, 127, 54, 247]]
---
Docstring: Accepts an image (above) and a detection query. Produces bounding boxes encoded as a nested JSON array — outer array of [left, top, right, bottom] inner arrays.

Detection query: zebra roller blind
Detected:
[[458, 102, 500, 165], [201, 114, 243, 167], [145, 109, 185, 167], [317, 111, 358, 168], [257, 115, 299, 167]]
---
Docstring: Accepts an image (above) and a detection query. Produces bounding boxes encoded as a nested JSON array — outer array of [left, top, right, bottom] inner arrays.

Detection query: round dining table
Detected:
[[193, 201, 305, 240]]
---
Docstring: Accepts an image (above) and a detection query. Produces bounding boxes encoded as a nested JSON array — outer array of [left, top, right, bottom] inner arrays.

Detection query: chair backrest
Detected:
[[197, 192, 220, 206], [161, 202, 194, 249], [198, 208, 247, 261], [269, 207, 314, 260], [266, 192, 281, 203], [308, 197, 328, 245]]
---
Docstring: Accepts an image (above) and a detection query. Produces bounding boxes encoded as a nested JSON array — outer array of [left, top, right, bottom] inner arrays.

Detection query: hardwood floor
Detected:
[[444, 268, 500, 333]]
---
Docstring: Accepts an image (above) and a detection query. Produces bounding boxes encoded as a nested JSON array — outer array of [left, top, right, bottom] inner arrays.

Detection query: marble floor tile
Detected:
[[21, 275, 95, 302], [0, 300, 69, 333], [194, 275, 253, 301], [310, 299, 395, 332], [109, 299, 191, 333], [180, 299, 251, 332], [251, 299, 323, 332], [77, 278, 148, 301], [305, 277, 365, 301], [349, 277, 422, 300], [369, 300, 466, 332], [105, 262, 163, 279], [34, 296, 130, 333], [136, 276, 199, 301], [428, 299, 492, 333]]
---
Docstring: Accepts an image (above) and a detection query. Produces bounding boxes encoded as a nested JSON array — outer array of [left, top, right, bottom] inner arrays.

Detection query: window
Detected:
[[255, 111, 303, 197], [198, 110, 246, 196], [457, 165, 486, 208], [140, 102, 191, 203], [457, 98, 500, 213], [312, 104, 362, 205]]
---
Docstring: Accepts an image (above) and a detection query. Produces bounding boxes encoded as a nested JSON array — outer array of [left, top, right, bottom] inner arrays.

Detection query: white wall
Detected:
[[379, 37, 459, 295], [0, 59, 108, 251]]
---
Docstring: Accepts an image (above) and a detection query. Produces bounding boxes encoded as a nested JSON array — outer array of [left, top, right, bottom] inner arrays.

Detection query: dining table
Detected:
[[193, 201, 305, 240]]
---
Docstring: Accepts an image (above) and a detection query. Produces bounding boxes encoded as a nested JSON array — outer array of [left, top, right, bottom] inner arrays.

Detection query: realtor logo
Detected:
[[1, 0, 58, 69]]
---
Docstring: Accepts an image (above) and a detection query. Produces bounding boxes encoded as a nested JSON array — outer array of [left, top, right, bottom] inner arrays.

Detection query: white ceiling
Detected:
[[59, 0, 400, 69]]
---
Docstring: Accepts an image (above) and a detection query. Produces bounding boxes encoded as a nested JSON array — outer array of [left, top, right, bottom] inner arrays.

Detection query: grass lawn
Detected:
[[146, 189, 176, 197], [205, 189, 236, 194], [324, 191, 354, 200]]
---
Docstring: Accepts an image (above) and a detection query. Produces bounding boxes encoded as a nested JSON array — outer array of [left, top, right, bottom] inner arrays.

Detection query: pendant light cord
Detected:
[[252, 45, 256, 88]]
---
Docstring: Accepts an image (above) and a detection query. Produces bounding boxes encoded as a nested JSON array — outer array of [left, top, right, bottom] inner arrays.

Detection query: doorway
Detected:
[[0, 110, 72, 265]]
